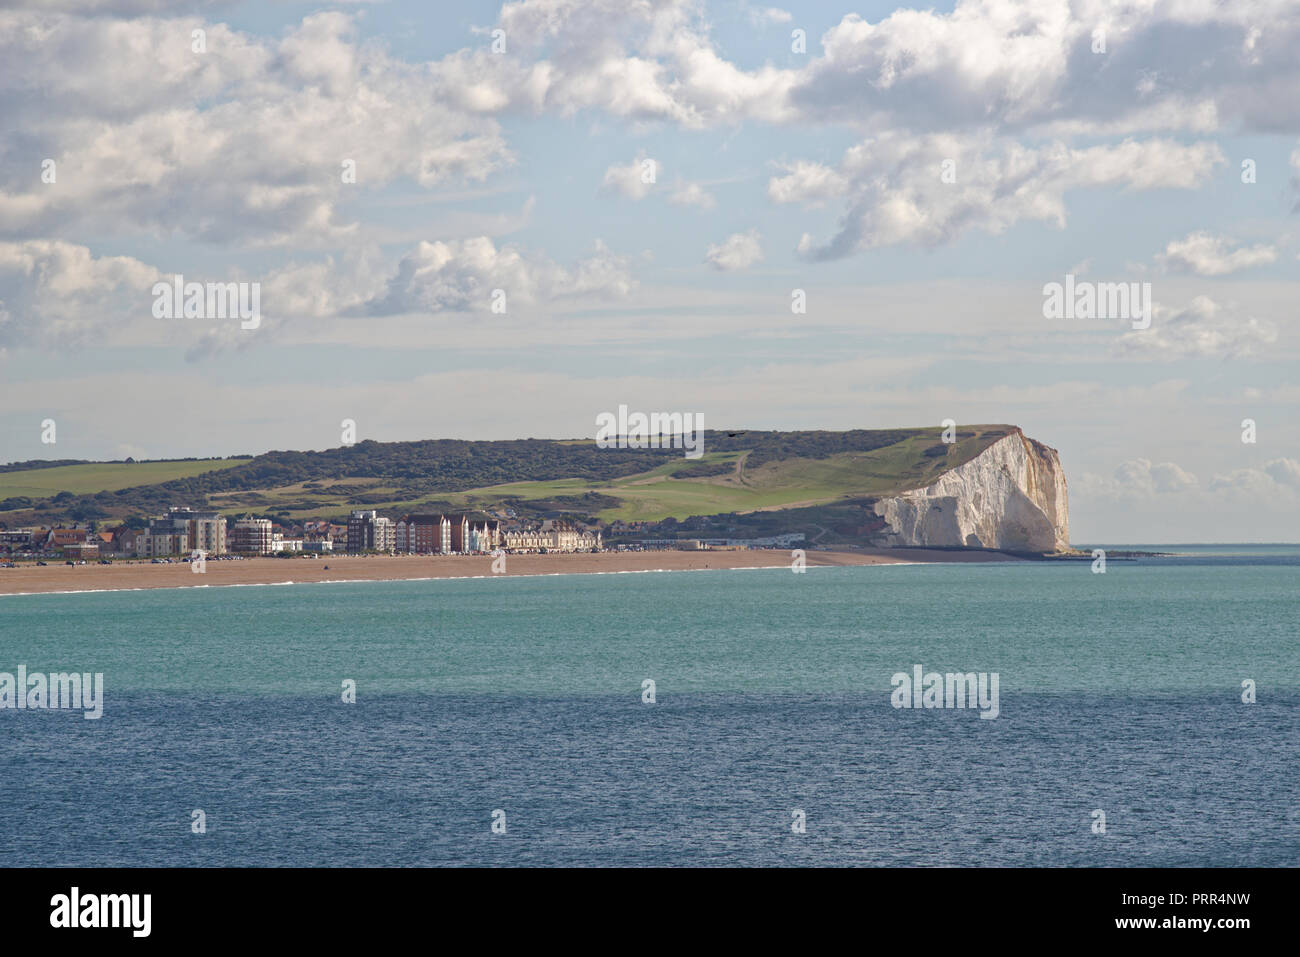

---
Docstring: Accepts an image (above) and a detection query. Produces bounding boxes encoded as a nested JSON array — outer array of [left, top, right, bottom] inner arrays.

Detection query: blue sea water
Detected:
[[1, 546, 1296, 866]]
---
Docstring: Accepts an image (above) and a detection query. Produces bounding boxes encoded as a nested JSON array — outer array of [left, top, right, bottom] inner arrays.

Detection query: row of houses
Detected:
[[0, 526, 108, 560], [500, 519, 602, 553], [1, 507, 603, 559], [351, 511, 601, 554], [0, 511, 319, 559]]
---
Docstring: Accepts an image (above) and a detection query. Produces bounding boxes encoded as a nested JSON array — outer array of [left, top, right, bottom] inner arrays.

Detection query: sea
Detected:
[[1, 544, 1296, 867]]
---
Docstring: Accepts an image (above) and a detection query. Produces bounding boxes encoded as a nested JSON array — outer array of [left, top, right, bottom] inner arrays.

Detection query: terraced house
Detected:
[[394, 514, 500, 555], [503, 520, 601, 553]]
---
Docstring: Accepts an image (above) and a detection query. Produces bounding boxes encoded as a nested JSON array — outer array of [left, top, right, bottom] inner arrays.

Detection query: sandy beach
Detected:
[[0, 547, 1024, 597]]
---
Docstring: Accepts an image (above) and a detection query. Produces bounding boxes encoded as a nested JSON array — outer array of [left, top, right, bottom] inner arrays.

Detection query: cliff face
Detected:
[[872, 430, 1070, 553]]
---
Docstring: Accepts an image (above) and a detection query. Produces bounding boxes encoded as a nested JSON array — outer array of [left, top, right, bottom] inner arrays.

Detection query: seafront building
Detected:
[[501, 520, 600, 553], [395, 514, 450, 554], [0, 508, 604, 561], [229, 517, 274, 554], [347, 510, 396, 554], [135, 507, 228, 557], [393, 514, 501, 555]]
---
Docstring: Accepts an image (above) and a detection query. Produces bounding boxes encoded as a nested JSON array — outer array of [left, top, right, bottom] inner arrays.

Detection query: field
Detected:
[[0, 427, 1013, 526], [201, 428, 1006, 522], [0, 459, 251, 501]]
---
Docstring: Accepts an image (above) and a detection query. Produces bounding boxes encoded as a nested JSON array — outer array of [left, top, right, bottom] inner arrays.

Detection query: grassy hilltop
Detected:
[[0, 426, 1016, 537]]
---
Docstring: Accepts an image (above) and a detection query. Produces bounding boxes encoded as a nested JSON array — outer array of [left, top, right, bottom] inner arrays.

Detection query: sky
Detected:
[[0, 0, 1297, 543]]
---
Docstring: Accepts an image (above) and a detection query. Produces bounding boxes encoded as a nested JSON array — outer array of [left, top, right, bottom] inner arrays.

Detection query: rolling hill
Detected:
[[0, 425, 1070, 551]]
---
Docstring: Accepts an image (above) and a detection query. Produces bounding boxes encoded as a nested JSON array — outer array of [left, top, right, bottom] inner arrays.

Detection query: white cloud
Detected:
[[667, 180, 716, 209], [360, 237, 636, 316], [792, 0, 1300, 136], [1113, 458, 1199, 495], [600, 155, 658, 200], [745, 6, 792, 27], [468, 0, 1300, 136], [0, 240, 159, 347], [1263, 458, 1300, 487], [1158, 232, 1277, 276], [1113, 296, 1277, 361], [1208, 466, 1299, 496], [0, 11, 512, 246], [790, 134, 1223, 258], [704, 230, 763, 271], [767, 160, 849, 206]]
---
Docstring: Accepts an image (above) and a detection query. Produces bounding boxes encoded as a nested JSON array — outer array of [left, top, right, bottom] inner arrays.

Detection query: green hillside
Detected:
[[0, 427, 1014, 529], [0, 459, 250, 502]]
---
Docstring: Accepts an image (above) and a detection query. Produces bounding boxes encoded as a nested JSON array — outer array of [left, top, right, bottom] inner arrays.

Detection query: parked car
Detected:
[[65, 560, 75, 565], [99, 559, 113, 565], [36, 560, 48, 566]]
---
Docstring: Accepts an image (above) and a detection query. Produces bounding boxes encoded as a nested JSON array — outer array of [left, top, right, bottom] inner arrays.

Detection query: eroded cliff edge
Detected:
[[872, 429, 1070, 553]]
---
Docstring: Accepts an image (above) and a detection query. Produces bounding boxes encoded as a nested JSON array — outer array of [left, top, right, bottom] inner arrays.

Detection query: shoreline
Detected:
[[0, 547, 1025, 597]]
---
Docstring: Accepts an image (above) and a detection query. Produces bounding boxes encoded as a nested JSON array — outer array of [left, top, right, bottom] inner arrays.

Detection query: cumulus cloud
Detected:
[[792, 0, 1300, 136], [461, 0, 1300, 136], [0, 11, 511, 246], [1114, 458, 1199, 495], [789, 134, 1222, 257], [360, 237, 635, 316], [1158, 232, 1277, 276], [1208, 464, 1300, 496], [704, 230, 763, 271], [767, 160, 849, 206], [0, 240, 159, 347], [1113, 296, 1277, 360], [601, 155, 659, 200], [1263, 458, 1300, 487], [1082, 456, 1300, 504], [745, 6, 792, 27], [3, 0, 1291, 269]]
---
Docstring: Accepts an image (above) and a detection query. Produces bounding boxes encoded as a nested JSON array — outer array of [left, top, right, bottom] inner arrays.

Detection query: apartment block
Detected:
[[347, 510, 395, 553], [230, 517, 274, 555]]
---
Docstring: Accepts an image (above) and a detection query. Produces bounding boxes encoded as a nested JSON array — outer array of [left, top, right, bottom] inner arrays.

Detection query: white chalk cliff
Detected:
[[873, 430, 1070, 553]]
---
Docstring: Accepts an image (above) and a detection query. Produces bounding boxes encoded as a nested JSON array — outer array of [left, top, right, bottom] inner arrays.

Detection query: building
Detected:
[[136, 508, 227, 557], [136, 526, 187, 556], [445, 515, 471, 554], [347, 510, 395, 553], [271, 535, 303, 553], [395, 514, 450, 554], [46, 528, 88, 552], [174, 508, 226, 555], [0, 529, 35, 553], [394, 514, 499, 554], [230, 517, 274, 555], [469, 521, 499, 553], [502, 526, 543, 552], [110, 527, 143, 556], [63, 542, 100, 560], [502, 521, 600, 553]]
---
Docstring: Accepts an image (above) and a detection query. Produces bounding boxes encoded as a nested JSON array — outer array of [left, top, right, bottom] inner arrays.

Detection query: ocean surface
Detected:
[[1, 545, 1296, 866]]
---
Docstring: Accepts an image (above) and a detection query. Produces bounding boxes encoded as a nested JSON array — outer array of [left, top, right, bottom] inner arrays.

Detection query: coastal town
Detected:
[[0, 508, 601, 563], [0, 506, 807, 564]]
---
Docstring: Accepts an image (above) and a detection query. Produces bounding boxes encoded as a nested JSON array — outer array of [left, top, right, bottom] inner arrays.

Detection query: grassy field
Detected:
[[200, 427, 1009, 523], [0, 459, 251, 500]]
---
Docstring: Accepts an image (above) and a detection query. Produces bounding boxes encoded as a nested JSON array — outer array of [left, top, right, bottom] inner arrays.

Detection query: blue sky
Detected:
[[0, 0, 1297, 541]]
